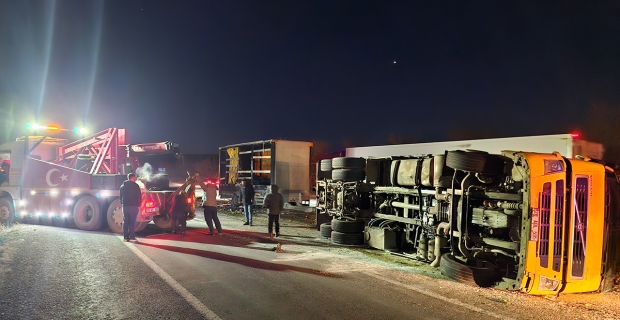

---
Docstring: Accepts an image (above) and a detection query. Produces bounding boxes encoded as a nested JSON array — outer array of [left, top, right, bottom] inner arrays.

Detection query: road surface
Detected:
[[0, 210, 618, 319]]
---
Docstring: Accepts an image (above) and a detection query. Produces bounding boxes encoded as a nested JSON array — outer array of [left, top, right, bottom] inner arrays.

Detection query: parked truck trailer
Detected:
[[316, 147, 620, 295], [218, 140, 312, 206]]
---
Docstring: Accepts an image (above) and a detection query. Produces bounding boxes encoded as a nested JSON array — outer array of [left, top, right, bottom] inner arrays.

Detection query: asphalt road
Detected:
[[1, 211, 619, 320]]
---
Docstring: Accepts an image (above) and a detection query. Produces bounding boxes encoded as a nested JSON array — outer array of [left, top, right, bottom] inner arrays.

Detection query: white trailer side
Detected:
[[346, 134, 604, 159]]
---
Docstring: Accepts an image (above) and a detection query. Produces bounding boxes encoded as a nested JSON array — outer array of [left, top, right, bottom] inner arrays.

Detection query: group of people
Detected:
[[237, 179, 284, 238], [118, 173, 284, 242]]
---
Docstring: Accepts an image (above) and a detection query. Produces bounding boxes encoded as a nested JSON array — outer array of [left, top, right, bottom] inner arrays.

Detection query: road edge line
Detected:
[[124, 238, 222, 320]]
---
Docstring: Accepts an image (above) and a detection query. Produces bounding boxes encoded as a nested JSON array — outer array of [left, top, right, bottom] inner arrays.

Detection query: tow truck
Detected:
[[0, 127, 196, 232]]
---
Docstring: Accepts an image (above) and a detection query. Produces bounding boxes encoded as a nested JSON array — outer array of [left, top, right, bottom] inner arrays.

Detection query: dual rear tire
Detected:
[[439, 253, 499, 287], [321, 157, 366, 182], [330, 219, 365, 245]]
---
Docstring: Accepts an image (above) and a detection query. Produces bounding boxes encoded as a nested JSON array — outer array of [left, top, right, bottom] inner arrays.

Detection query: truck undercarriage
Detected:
[[316, 151, 528, 289]]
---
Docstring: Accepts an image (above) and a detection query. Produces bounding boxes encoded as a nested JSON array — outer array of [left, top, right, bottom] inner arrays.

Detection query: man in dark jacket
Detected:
[[170, 191, 189, 236], [242, 180, 254, 226], [119, 173, 142, 242], [263, 184, 284, 239]]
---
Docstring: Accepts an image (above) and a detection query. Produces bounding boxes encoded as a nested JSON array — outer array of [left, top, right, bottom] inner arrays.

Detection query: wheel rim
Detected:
[[78, 203, 95, 223], [112, 206, 123, 226], [0, 205, 9, 222]]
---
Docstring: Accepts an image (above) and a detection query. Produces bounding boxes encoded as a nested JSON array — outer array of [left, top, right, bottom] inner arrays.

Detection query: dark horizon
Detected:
[[1, 1, 619, 154]]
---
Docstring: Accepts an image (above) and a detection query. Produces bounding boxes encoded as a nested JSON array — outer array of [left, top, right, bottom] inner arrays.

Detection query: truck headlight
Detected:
[[538, 276, 560, 291]]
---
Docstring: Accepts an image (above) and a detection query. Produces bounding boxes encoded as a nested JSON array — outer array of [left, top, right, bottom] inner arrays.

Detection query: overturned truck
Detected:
[[316, 151, 620, 295]]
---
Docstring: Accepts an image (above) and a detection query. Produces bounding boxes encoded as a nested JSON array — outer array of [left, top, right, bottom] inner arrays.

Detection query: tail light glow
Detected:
[[145, 201, 155, 208]]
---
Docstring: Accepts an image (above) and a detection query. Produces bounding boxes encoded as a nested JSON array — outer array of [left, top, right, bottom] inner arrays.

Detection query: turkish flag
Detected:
[[22, 158, 91, 189]]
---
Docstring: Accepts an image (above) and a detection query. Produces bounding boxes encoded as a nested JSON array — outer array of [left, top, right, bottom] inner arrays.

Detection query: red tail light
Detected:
[[186, 198, 193, 204], [145, 201, 155, 208]]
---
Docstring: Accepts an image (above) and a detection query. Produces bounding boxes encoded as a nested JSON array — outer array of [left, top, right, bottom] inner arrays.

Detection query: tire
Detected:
[[73, 195, 102, 231], [154, 214, 173, 229], [331, 157, 366, 169], [320, 223, 332, 238], [445, 150, 505, 175], [332, 169, 365, 182], [0, 197, 15, 226], [331, 231, 364, 245], [331, 219, 365, 233], [439, 253, 499, 287], [107, 199, 123, 234], [320, 159, 333, 171], [317, 170, 331, 180]]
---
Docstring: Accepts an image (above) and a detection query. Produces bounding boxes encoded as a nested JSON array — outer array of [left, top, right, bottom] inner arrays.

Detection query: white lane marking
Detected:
[[123, 238, 222, 320], [364, 271, 515, 320]]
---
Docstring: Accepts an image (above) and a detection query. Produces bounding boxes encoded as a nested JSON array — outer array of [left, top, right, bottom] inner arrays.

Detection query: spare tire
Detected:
[[320, 223, 332, 238], [331, 231, 364, 245], [331, 157, 366, 169], [439, 253, 499, 288], [332, 169, 365, 182], [320, 159, 333, 171], [446, 150, 505, 175], [331, 219, 365, 233]]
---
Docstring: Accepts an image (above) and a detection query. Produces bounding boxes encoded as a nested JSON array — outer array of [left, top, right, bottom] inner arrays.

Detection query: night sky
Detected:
[[1, 1, 619, 154]]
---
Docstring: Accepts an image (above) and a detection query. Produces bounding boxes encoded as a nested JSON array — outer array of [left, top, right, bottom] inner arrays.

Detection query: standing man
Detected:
[[203, 182, 223, 235], [169, 191, 189, 236], [119, 173, 142, 242], [263, 184, 284, 239], [194, 176, 223, 235], [242, 180, 255, 226]]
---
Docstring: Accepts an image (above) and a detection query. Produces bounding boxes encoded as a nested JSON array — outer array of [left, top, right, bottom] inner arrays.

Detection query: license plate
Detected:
[[146, 207, 158, 213]]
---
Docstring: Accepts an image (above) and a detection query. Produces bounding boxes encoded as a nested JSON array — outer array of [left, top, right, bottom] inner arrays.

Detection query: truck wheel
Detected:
[[154, 214, 174, 229], [0, 197, 15, 226], [331, 219, 365, 233], [320, 159, 333, 171], [332, 169, 365, 182], [331, 231, 364, 245], [331, 157, 366, 169], [445, 150, 505, 175], [319, 223, 332, 238], [439, 253, 499, 287], [317, 170, 331, 180], [73, 195, 102, 231], [106, 199, 123, 234]]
